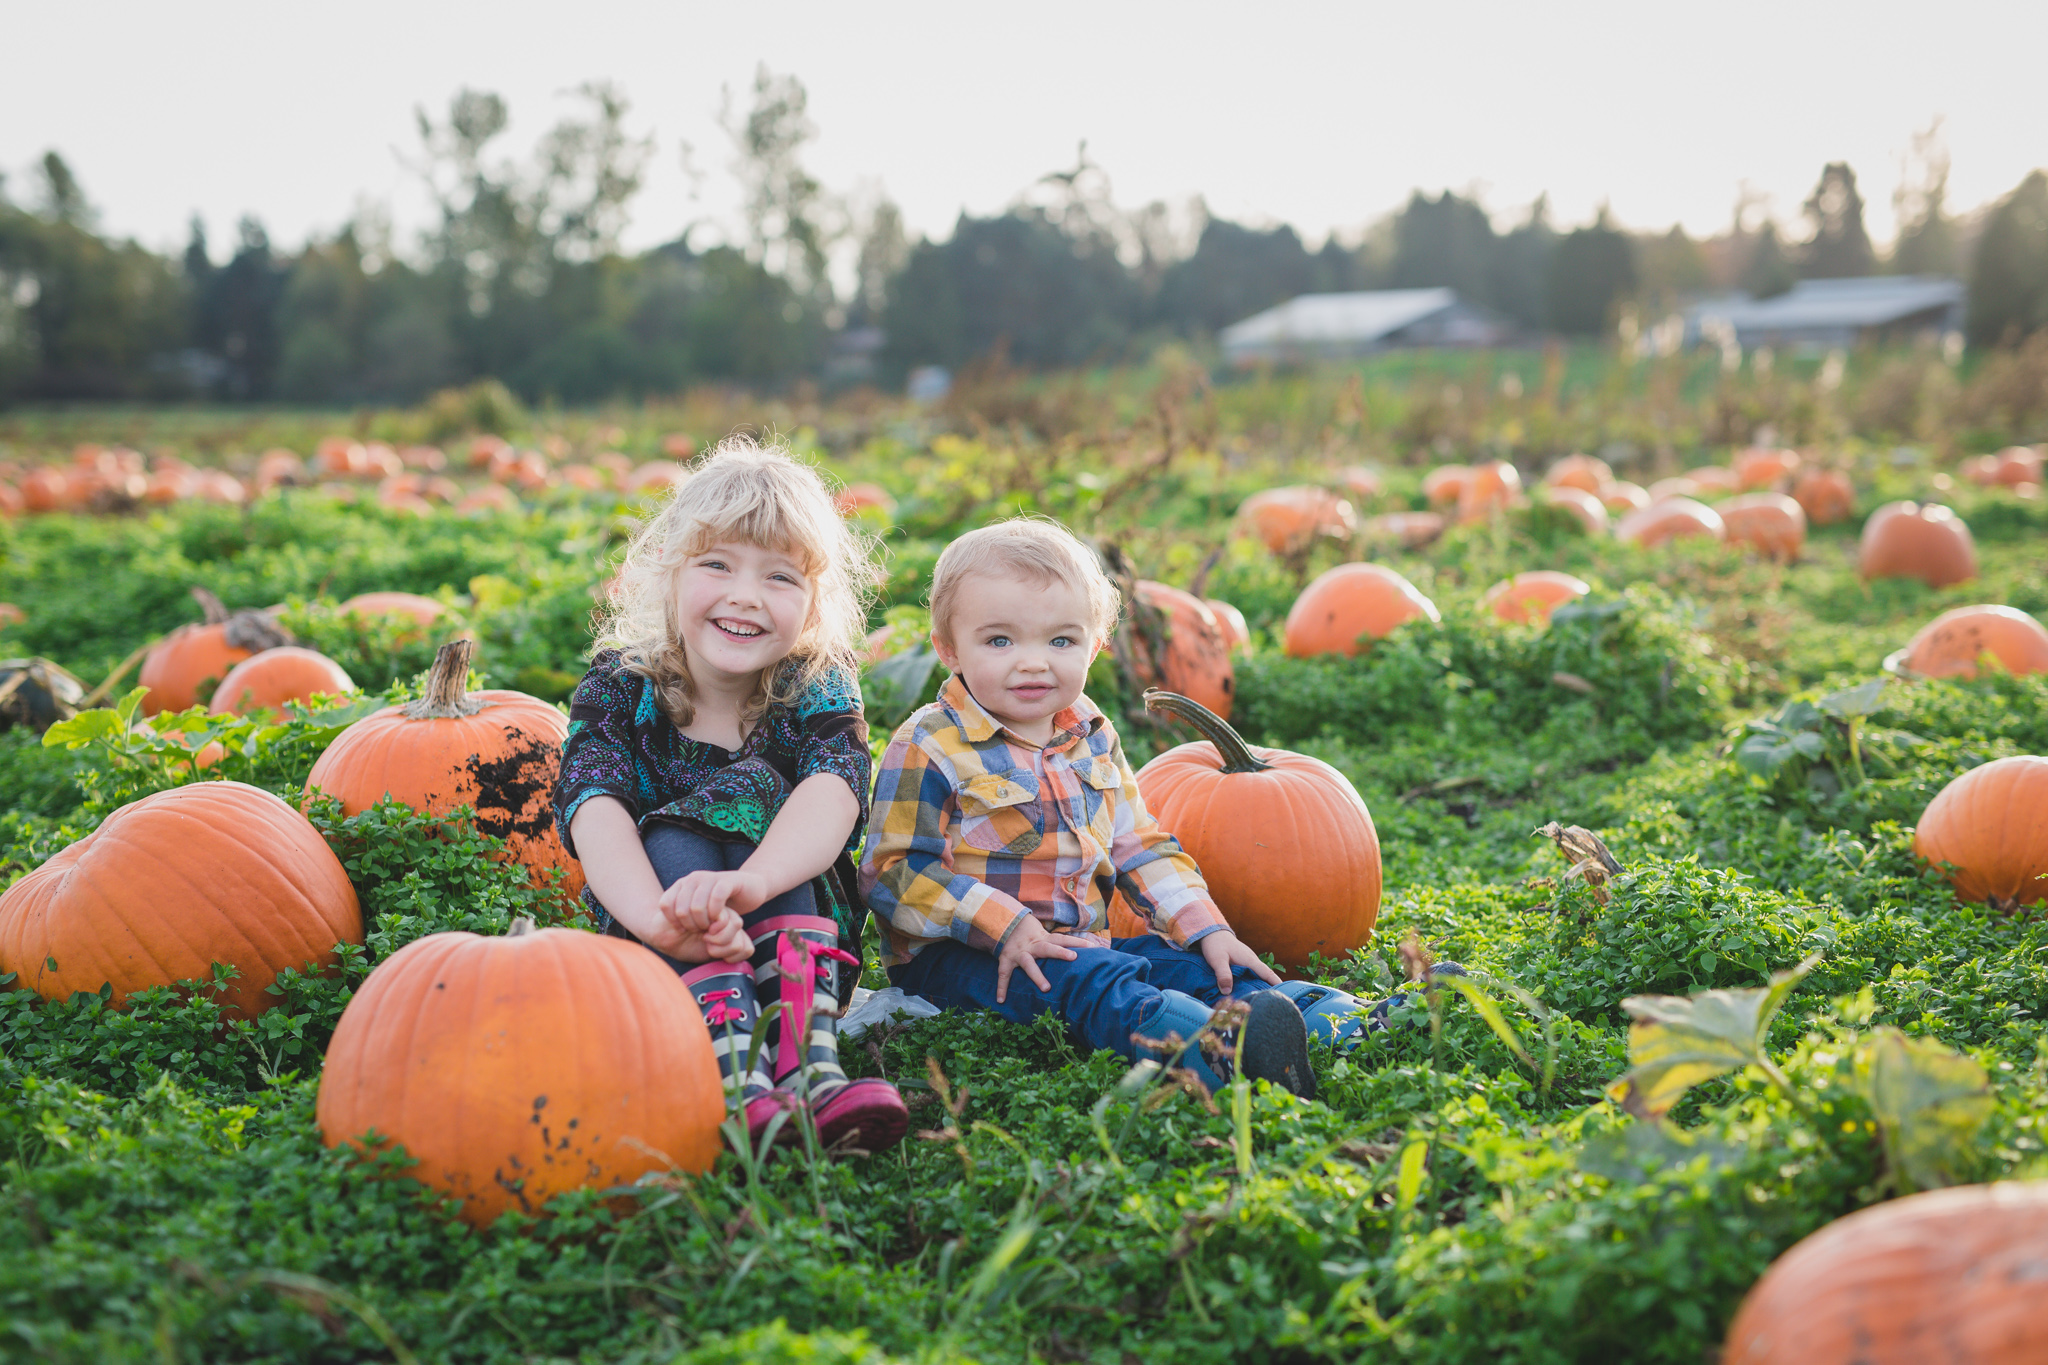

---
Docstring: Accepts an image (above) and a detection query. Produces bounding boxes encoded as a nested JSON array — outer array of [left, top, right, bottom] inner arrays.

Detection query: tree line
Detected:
[[3, 76, 2046, 408]]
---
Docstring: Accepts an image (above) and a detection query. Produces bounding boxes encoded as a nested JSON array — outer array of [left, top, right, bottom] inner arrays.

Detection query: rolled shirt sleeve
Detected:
[[1099, 734, 1230, 948]]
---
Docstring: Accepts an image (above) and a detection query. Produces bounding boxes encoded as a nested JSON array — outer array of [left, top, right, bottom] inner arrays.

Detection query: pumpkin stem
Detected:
[[1141, 689, 1272, 774], [196, 585, 295, 652], [402, 639, 488, 719], [508, 915, 537, 938], [191, 586, 229, 625]]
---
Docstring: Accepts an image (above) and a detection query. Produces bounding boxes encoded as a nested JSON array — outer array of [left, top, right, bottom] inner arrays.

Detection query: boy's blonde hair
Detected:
[[929, 517, 1121, 648], [595, 435, 877, 725]]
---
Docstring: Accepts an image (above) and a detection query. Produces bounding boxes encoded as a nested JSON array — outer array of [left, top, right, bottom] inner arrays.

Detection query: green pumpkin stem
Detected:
[[1141, 689, 1272, 774], [403, 638, 488, 719]]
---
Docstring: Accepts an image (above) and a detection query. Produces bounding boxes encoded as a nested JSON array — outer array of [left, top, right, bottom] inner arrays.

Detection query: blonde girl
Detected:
[[552, 435, 906, 1152]]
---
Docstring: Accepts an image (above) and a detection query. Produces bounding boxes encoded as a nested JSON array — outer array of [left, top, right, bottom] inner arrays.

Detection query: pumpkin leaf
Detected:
[[1858, 1027, 1993, 1193], [1578, 1119, 1747, 1182], [42, 708, 125, 749], [861, 643, 942, 734], [1734, 725, 1825, 778], [1817, 678, 1888, 720], [1609, 954, 1818, 1119]]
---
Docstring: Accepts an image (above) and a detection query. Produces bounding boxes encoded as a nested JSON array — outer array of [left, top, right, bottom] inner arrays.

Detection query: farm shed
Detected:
[[1219, 288, 1513, 365], [1684, 275, 1964, 351]]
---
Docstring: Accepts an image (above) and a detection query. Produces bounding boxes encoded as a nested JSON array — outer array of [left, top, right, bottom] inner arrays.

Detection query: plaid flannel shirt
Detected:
[[859, 675, 1229, 966]]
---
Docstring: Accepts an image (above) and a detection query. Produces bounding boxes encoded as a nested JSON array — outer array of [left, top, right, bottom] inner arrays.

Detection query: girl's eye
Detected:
[[1051, 635, 1076, 648], [699, 559, 728, 572]]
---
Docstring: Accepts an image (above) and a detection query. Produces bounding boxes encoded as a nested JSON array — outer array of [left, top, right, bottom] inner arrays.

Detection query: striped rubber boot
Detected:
[[748, 912, 908, 1154], [680, 959, 799, 1147]]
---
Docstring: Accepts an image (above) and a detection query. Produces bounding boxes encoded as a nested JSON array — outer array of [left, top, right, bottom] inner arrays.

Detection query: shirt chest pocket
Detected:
[[957, 773, 1043, 855], [1075, 758, 1124, 843]]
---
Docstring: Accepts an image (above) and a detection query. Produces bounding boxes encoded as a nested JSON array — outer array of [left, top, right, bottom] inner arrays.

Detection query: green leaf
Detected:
[[1859, 1027, 1993, 1192], [1609, 954, 1818, 1119], [1735, 727, 1824, 777], [1818, 678, 1888, 720], [112, 686, 149, 727], [42, 709, 124, 749], [1437, 973, 1533, 1069], [1578, 1120, 1747, 1182], [861, 643, 942, 733], [1395, 1137, 1428, 1211]]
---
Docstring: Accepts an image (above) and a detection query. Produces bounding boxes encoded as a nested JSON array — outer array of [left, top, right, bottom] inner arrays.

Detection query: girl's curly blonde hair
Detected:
[[594, 435, 877, 726]]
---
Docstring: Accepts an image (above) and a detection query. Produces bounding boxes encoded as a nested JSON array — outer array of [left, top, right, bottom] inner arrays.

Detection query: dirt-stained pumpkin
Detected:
[[1914, 755, 2048, 910], [1106, 692, 1380, 971], [1722, 1181, 2048, 1365], [1859, 501, 1976, 588], [1899, 605, 2048, 679], [305, 640, 582, 900], [0, 781, 361, 1017], [1205, 599, 1252, 652], [315, 918, 723, 1227], [1121, 581, 1235, 721], [1284, 563, 1440, 658]]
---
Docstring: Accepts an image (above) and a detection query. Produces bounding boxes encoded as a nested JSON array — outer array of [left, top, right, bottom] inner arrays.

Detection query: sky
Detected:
[[5, 0, 2044, 265]]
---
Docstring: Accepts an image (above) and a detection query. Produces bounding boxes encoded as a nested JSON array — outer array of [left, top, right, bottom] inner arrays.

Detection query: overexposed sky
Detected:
[[5, 0, 2043, 262]]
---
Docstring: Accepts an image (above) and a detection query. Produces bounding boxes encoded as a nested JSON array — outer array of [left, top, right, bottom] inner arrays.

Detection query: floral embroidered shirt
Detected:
[[858, 674, 1227, 967], [552, 649, 872, 942]]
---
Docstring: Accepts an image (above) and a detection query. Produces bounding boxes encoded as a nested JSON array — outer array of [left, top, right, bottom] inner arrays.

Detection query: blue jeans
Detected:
[[602, 822, 816, 974], [887, 932, 1279, 1061]]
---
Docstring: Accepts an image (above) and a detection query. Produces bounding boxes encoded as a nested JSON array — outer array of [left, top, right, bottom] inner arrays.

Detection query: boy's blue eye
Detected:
[[985, 635, 1010, 648], [1051, 635, 1076, 648]]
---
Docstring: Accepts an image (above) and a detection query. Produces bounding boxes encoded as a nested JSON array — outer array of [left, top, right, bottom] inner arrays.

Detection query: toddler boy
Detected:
[[859, 519, 1314, 1096]]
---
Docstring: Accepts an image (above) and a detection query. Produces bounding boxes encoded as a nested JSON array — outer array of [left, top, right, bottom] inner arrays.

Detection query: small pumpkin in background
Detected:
[[1685, 465, 1742, 495], [1963, 446, 2043, 488], [1859, 501, 1976, 588], [337, 590, 450, 643], [210, 646, 355, 716], [1421, 465, 1470, 508], [1205, 599, 1252, 652], [625, 463, 688, 497], [1338, 466, 1383, 501], [833, 482, 896, 518], [1717, 492, 1807, 561], [20, 467, 69, 512], [1615, 496, 1726, 548], [1731, 446, 1800, 489], [1363, 510, 1446, 549], [1601, 480, 1651, 514], [1456, 459, 1522, 523], [139, 588, 294, 716], [1914, 755, 2048, 911], [1284, 563, 1439, 658], [457, 484, 517, 516], [1541, 485, 1608, 535], [1722, 1182, 2048, 1365], [307, 639, 583, 899], [1898, 605, 2048, 679], [1112, 691, 1380, 972], [1235, 485, 1357, 555], [1484, 571, 1590, 626], [1542, 452, 1612, 495], [1121, 582, 1235, 721], [1791, 467, 1854, 525], [316, 918, 723, 1228], [0, 781, 361, 1018], [1646, 475, 1700, 502]]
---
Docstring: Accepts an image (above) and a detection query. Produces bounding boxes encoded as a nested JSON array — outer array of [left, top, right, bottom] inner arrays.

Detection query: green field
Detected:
[[2, 370, 2046, 1364]]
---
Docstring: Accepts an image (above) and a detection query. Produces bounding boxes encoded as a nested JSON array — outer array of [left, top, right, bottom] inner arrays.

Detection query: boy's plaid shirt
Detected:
[[859, 675, 1228, 966]]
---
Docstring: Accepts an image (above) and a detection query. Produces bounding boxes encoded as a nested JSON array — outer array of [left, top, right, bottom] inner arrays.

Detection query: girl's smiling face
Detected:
[[932, 571, 1097, 745], [673, 540, 814, 693]]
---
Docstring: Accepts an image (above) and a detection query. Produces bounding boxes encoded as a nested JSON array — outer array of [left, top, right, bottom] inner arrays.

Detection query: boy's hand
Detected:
[[996, 916, 1097, 1003], [1198, 929, 1282, 995]]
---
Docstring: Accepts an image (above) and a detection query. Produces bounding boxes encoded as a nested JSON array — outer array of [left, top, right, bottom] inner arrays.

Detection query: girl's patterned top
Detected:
[[553, 649, 872, 945]]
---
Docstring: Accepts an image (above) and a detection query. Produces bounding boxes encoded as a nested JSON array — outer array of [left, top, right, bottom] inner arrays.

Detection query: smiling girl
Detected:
[[552, 437, 907, 1153]]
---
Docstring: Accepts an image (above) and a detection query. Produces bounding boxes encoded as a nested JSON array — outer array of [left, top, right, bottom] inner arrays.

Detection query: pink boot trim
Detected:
[[743, 1090, 803, 1147], [809, 1078, 909, 1153]]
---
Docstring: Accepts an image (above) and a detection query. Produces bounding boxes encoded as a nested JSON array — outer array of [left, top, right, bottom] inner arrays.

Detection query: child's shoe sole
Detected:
[[809, 1078, 909, 1154], [1238, 991, 1317, 1100]]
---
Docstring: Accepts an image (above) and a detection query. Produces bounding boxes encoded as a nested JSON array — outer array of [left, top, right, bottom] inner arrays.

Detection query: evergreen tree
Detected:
[[1546, 210, 1636, 335], [1388, 190, 1500, 307], [1744, 223, 1796, 298], [1966, 169, 2048, 346], [1800, 162, 1875, 278], [1151, 218, 1321, 335], [1892, 124, 1958, 277]]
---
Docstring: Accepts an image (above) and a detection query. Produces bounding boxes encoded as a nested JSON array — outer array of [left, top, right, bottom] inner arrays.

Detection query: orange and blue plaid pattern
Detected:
[[859, 675, 1228, 966]]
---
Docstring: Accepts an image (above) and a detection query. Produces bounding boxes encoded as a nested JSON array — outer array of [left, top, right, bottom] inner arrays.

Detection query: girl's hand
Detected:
[[661, 869, 770, 927], [995, 916, 1097, 1003], [1197, 929, 1281, 995], [645, 889, 753, 963]]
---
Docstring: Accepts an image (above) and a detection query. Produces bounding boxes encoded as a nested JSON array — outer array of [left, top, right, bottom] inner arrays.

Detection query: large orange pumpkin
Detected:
[[1899, 605, 2048, 679], [1110, 691, 1380, 971], [1791, 468, 1854, 525], [1236, 486, 1357, 554], [0, 781, 361, 1017], [1484, 571, 1591, 626], [1859, 502, 1976, 587], [305, 640, 584, 900], [1122, 582, 1235, 721], [138, 588, 294, 716], [1456, 460, 1522, 523], [1914, 756, 2048, 910], [1542, 452, 1612, 495], [1717, 492, 1807, 561], [1284, 563, 1440, 658], [1723, 1182, 2048, 1365], [1541, 485, 1608, 535], [1615, 496, 1726, 548], [316, 918, 723, 1227], [210, 647, 355, 715]]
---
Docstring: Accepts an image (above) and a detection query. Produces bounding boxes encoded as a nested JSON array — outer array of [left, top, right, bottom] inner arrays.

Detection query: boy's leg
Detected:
[[1108, 933, 1282, 1004], [891, 938, 1165, 1060]]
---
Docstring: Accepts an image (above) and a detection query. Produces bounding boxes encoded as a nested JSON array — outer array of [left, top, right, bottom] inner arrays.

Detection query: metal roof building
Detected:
[[1684, 276, 1963, 351], [1219, 288, 1512, 365]]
